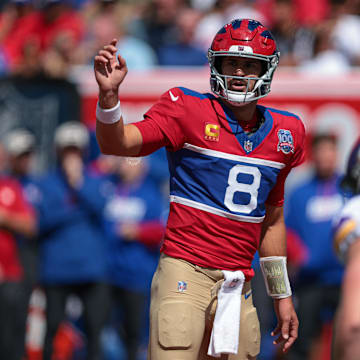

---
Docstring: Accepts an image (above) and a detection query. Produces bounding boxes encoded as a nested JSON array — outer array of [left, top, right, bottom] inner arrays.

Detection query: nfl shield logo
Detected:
[[178, 281, 187, 292], [244, 140, 253, 153]]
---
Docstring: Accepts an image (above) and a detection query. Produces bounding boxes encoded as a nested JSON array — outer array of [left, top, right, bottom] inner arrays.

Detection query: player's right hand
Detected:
[[94, 39, 128, 93], [272, 297, 299, 353]]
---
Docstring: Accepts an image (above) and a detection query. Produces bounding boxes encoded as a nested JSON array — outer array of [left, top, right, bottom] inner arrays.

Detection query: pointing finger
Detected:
[[117, 54, 128, 70], [110, 38, 118, 46]]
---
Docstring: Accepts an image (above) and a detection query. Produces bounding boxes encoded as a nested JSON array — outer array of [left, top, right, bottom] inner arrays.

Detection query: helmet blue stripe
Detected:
[[231, 19, 242, 29], [248, 20, 261, 31], [261, 30, 274, 39]]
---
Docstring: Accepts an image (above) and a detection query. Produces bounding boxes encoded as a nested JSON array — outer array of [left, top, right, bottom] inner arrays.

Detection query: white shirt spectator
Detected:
[[332, 15, 360, 65], [299, 49, 351, 75]]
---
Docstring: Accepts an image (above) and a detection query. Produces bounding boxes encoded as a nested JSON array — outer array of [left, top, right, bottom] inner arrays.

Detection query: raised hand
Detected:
[[94, 39, 128, 96]]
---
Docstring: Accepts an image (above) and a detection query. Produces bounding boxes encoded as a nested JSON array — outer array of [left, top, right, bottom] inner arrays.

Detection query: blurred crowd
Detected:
[[0, 0, 360, 78], [0, 122, 169, 360]]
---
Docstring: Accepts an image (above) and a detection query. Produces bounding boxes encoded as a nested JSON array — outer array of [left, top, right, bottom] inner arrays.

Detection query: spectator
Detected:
[[36, 121, 110, 360], [0, 140, 37, 360], [299, 21, 351, 75], [331, 0, 360, 66], [285, 133, 344, 360], [194, 0, 265, 52], [270, 0, 315, 66], [36, 0, 85, 53], [35, 0, 85, 78], [75, 1, 157, 70], [4, 129, 40, 203], [158, 7, 207, 66], [3, 128, 41, 360], [127, 0, 185, 58], [0, 0, 39, 74], [293, 0, 330, 27], [102, 155, 165, 360]]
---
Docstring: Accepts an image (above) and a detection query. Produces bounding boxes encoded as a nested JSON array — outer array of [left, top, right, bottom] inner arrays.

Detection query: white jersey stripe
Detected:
[[170, 195, 265, 223], [183, 143, 286, 169]]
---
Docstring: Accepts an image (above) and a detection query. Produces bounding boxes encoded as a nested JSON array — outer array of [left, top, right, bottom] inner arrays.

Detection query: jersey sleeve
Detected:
[[133, 87, 187, 156], [290, 118, 306, 168], [265, 166, 291, 207], [266, 118, 306, 207]]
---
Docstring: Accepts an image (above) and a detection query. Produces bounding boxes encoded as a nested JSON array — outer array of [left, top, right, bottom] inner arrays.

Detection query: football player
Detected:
[[332, 138, 360, 360], [94, 19, 304, 360]]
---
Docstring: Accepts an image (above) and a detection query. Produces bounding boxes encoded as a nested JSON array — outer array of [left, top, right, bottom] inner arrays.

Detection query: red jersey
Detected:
[[0, 177, 34, 281], [134, 87, 305, 280]]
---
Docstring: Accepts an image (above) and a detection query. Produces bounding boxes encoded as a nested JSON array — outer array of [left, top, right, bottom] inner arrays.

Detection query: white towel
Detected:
[[207, 270, 245, 357]]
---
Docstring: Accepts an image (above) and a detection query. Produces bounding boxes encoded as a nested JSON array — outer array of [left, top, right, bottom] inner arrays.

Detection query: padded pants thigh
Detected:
[[148, 255, 260, 360], [148, 255, 210, 360]]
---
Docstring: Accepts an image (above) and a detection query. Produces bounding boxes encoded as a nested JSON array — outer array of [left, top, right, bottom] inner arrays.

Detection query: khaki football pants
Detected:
[[148, 254, 261, 360]]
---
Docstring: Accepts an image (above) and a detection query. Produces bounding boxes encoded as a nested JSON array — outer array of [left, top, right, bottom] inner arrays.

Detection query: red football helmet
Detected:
[[208, 19, 280, 105]]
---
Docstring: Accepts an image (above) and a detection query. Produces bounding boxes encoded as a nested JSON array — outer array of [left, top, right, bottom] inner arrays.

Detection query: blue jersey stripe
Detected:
[[167, 146, 281, 219], [261, 105, 301, 121]]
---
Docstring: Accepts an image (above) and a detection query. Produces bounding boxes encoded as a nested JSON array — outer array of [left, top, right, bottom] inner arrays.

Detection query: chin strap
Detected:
[[224, 90, 256, 105]]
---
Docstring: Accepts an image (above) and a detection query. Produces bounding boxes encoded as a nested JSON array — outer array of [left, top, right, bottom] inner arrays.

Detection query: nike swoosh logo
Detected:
[[244, 291, 252, 300], [169, 90, 179, 102]]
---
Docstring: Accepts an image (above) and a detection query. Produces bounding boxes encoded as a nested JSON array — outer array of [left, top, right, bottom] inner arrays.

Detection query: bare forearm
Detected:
[[259, 205, 286, 257], [333, 240, 360, 360], [96, 89, 124, 154], [96, 121, 142, 156], [96, 89, 143, 156], [96, 118, 124, 155]]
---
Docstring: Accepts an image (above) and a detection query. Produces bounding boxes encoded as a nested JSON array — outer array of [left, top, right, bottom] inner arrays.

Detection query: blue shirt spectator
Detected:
[[285, 133, 344, 360], [101, 155, 166, 360], [157, 7, 207, 66], [116, 37, 157, 71], [36, 121, 110, 360]]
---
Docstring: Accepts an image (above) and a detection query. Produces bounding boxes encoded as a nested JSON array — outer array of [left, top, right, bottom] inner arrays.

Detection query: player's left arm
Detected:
[[333, 238, 360, 360], [332, 212, 360, 360], [258, 204, 299, 353]]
